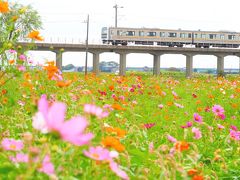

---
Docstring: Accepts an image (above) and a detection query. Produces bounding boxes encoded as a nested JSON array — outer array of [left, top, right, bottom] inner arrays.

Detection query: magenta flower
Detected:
[[167, 135, 177, 143], [217, 113, 226, 120], [212, 105, 225, 115], [181, 121, 193, 128], [10, 153, 29, 163], [84, 146, 111, 161], [192, 127, 202, 139], [230, 125, 238, 131], [144, 123, 156, 129], [109, 161, 129, 180], [84, 104, 109, 119], [1, 138, 24, 151], [193, 113, 203, 124], [38, 155, 55, 176], [33, 95, 94, 146]]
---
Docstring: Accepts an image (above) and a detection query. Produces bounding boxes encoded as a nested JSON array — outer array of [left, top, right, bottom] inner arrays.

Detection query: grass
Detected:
[[0, 70, 240, 179]]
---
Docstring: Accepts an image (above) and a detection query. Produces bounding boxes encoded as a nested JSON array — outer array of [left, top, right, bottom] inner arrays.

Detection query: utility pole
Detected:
[[113, 4, 123, 28], [85, 14, 89, 76]]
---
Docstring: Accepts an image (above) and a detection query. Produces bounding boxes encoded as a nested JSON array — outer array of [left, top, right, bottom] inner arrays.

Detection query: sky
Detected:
[[16, 0, 240, 69]]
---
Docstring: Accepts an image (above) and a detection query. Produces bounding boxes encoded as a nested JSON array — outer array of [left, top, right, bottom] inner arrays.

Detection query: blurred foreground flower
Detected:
[[1, 138, 24, 151], [0, 1, 9, 13], [27, 30, 44, 41], [33, 94, 94, 146]]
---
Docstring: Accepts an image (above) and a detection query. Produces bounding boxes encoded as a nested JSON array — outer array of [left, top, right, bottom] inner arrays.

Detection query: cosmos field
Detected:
[[1, 67, 240, 179]]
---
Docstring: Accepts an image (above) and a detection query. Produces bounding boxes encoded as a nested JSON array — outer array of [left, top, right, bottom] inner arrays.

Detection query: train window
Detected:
[[209, 34, 217, 39], [139, 31, 144, 36], [168, 32, 177, 37], [201, 34, 206, 38], [180, 33, 186, 38], [194, 34, 199, 38], [117, 30, 122, 36], [126, 31, 135, 36], [160, 32, 165, 37], [111, 30, 114, 35], [147, 32, 156, 36], [220, 34, 225, 40], [228, 35, 236, 40], [188, 33, 192, 38]]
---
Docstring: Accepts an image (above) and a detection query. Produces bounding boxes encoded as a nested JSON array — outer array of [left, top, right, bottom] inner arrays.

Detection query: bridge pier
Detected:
[[55, 51, 63, 71], [185, 54, 193, 78], [92, 52, 100, 75], [153, 54, 161, 75], [216, 55, 225, 76], [118, 53, 127, 76]]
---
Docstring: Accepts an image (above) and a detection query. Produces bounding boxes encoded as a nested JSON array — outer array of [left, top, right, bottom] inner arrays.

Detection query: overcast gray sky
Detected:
[[17, 0, 240, 69]]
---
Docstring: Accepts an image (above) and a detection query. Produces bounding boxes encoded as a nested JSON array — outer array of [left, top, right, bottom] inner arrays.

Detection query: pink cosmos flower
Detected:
[[19, 54, 26, 61], [174, 103, 184, 108], [84, 104, 109, 119], [33, 95, 94, 146], [129, 87, 135, 92], [1, 138, 24, 151], [172, 91, 178, 97], [119, 95, 125, 101], [10, 153, 29, 163], [9, 49, 16, 53], [193, 113, 203, 124], [109, 161, 129, 180], [192, 127, 202, 139], [217, 113, 226, 120], [84, 146, 111, 161], [167, 135, 177, 143], [38, 155, 55, 176], [158, 104, 164, 109], [149, 142, 154, 153], [181, 121, 193, 128], [212, 105, 225, 115], [17, 65, 26, 72], [229, 130, 240, 141], [103, 104, 114, 111], [217, 124, 225, 129]]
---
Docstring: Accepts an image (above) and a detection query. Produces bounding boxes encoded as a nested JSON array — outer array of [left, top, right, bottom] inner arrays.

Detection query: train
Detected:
[[101, 27, 240, 48]]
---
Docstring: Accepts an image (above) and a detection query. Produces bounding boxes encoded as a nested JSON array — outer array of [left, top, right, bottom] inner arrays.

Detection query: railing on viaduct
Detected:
[[19, 42, 240, 77]]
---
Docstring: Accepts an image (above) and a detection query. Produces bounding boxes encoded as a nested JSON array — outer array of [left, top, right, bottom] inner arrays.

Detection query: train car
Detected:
[[101, 27, 240, 48]]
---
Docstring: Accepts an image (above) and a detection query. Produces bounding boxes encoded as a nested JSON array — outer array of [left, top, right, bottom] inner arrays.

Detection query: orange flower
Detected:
[[196, 100, 201, 105], [102, 136, 125, 152], [231, 103, 238, 109], [11, 15, 18, 22], [27, 30, 44, 41], [109, 85, 114, 91], [0, 1, 9, 13], [192, 175, 204, 180], [8, 59, 15, 64], [112, 104, 125, 111], [105, 127, 126, 138], [188, 169, 198, 176], [43, 61, 59, 80], [175, 141, 189, 152], [56, 80, 72, 87]]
